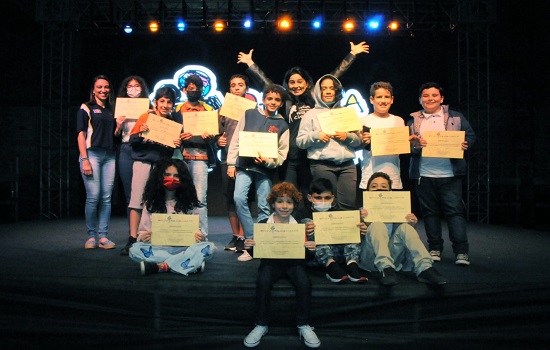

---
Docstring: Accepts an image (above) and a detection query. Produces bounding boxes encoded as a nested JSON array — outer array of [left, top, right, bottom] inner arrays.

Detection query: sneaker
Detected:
[[325, 262, 349, 283], [429, 250, 442, 262], [298, 325, 321, 348], [380, 267, 398, 286], [85, 237, 97, 249], [120, 236, 137, 255], [455, 253, 471, 266], [140, 261, 159, 276], [244, 325, 268, 347], [346, 262, 368, 283], [235, 237, 245, 253], [417, 267, 448, 285], [98, 238, 116, 249], [224, 236, 238, 250], [238, 250, 253, 262]]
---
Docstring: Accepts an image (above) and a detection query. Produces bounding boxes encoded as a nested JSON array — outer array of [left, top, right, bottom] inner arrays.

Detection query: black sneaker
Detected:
[[417, 267, 448, 285], [140, 261, 159, 276], [346, 262, 368, 283], [325, 262, 349, 283], [235, 237, 245, 253], [120, 236, 137, 256], [380, 267, 398, 286], [224, 236, 238, 251]]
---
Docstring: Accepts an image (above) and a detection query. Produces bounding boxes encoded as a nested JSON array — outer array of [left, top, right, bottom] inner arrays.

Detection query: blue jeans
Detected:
[[186, 160, 209, 237], [415, 176, 469, 254], [234, 169, 272, 239], [80, 148, 116, 238], [359, 222, 433, 276]]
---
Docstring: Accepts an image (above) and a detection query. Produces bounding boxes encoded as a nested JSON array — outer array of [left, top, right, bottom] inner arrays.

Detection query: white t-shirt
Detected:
[[359, 113, 405, 189]]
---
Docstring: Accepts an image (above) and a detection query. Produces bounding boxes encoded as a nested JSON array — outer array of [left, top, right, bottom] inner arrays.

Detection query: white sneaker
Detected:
[[455, 253, 470, 266], [244, 325, 268, 347], [298, 325, 321, 348], [238, 250, 253, 262]]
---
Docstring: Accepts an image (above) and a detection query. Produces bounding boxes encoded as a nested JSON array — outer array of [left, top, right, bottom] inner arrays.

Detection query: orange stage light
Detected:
[[278, 16, 292, 31], [214, 20, 225, 32], [149, 21, 159, 32], [343, 19, 355, 32]]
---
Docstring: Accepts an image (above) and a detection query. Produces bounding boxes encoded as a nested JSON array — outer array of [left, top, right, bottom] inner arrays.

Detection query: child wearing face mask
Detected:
[[129, 158, 215, 276], [174, 74, 216, 240], [294, 178, 367, 283]]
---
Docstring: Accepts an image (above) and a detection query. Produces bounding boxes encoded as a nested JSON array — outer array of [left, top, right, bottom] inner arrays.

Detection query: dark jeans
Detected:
[[415, 176, 469, 254], [255, 260, 311, 326], [310, 160, 357, 210]]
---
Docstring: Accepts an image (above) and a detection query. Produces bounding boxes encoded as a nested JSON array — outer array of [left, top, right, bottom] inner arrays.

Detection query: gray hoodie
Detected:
[[296, 74, 361, 164]]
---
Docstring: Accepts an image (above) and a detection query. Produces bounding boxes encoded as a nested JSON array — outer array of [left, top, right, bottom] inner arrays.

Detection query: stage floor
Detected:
[[1, 216, 549, 349]]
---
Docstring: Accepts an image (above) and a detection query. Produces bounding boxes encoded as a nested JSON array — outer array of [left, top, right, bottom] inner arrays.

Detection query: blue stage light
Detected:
[[123, 24, 133, 34], [243, 17, 253, 29], [177, 21, 186, 32], [312, 17, 322, 30], [366, 15, 384, 31]]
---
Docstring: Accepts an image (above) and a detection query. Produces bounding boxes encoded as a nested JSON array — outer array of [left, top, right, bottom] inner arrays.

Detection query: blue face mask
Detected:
[[312, 201, 332, 212]]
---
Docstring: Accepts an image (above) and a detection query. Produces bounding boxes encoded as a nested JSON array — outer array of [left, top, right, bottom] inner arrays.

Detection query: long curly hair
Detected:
[[142, 158, 199, 214]]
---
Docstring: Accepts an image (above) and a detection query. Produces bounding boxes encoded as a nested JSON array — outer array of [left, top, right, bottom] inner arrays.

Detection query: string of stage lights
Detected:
[[123, 15, 404, 35]]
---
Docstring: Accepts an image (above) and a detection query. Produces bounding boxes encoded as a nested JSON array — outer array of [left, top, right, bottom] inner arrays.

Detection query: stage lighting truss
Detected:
[[36, 0, 477, 35]]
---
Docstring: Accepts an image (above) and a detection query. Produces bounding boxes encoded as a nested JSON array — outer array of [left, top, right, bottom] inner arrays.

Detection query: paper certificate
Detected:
[[371, 126, 411, 156], [317, 106, 362, 134], [142, 113, 182, 148], [219, 93, 257, 121], [312, 211, 361, 245], [238, 131, 278, 159], [181, 111, 219, 136], [363, 191, 411, 223], [150, 213, 199, 247], [422, 130, 465, 159], [253, 223, 305, 259], [114, 97, 150, 119]]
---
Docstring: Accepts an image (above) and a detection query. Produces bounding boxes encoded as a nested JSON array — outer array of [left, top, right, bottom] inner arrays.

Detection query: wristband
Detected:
[[82, 157, 89, 161]]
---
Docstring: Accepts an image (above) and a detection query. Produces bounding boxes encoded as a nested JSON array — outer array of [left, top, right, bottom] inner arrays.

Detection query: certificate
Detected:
[[142, 114, 182, 148], [317, 106, 362, 134], [371, 126, 411, 156], [312, 211, 361, 244], [114, 97, 150, 119], [362, 191, 411, 223], [253, 223, 305, 259], [422, 130, 465, 159], [238, 131, 278, 159], [219, 93, 257, 121], [181, 111, 219, 135], [150, 213, 199, 247]]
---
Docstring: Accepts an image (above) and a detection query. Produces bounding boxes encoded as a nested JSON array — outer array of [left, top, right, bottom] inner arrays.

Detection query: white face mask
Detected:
[[127, 88, 141, 98], [312, 201, 332, 212]]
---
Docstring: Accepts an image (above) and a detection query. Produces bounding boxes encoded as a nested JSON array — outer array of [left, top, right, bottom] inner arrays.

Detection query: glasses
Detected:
[[127, 85, 141, 90], [312, 195, 334, 201]]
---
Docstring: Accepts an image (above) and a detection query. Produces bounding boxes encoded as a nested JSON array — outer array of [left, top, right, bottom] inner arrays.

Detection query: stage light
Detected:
[[149, 21, 159, 33], [243, 16, 253, 29], [388, 20, 399, 31], [123, 24, 133, 34], [343, 19, 355, 32], [214, 20, 225, 32], [366, 15, 384, 31], [312, 16, 322, 30], [177, 20, 186, 32], [277, 16, 292, 31]]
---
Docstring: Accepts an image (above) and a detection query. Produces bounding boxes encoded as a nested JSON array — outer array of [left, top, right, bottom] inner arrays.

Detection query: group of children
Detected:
[[78, 41, 475, 348]]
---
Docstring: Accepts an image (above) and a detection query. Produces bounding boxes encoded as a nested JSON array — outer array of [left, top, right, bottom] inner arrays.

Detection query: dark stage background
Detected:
[[0, 1, 549, 230]]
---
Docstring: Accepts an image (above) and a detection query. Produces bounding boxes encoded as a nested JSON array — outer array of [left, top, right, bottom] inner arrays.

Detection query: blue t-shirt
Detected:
[[76, 103, 115, 150]]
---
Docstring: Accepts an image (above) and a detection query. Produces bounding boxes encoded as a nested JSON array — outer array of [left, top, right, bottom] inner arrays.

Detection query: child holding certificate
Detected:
[[127, 87, 182, 258], [129, 158, 215, 276], [359, 81, 408, 190], [242, 182, 320, 348], [358, 172, 447, 286], [294, 178, 367, 283], [227, 84, 290, 262]]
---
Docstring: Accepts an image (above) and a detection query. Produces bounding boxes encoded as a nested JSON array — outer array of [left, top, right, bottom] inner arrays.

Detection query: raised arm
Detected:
[[237, 49, 273, 90], [330, 41, 370, 79]]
